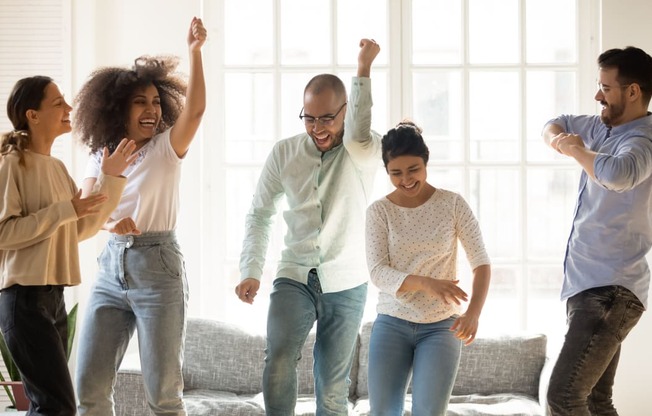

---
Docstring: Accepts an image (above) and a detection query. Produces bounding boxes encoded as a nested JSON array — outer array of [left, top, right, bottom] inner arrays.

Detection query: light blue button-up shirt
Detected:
[[239, 77, 382, 293], [547, 113, 652, 307]]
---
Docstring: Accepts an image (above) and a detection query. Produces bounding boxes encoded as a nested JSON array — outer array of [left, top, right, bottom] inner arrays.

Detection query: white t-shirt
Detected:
[[84, 128, 183, 232], [365, 188, 490, 323]]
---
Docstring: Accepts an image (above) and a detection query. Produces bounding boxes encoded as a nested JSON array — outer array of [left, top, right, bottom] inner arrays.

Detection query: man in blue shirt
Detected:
[[542, 46, 652, 415], [236, 38, 381, 415]]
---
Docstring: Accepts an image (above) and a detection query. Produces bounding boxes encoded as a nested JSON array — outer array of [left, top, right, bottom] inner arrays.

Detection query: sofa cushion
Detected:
[[447, 394, 545, 416], [183, 390, 265, 416], [183, 319, 266, 394], [356, 322, 547, 400], [353, 393, 543, 416], [183, 319, 320, 395], [452, 334, 546, 398]]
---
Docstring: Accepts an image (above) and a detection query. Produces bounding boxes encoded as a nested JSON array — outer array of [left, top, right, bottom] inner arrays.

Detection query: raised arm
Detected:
[[343, 38, 382, 165], [357, 38, 380, 78], [170, 17, 207, 158]]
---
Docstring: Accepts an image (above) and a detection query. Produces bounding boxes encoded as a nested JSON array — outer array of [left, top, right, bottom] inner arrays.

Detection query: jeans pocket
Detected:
[[616, 300, 644, 341], [157, 244, 185, 279]]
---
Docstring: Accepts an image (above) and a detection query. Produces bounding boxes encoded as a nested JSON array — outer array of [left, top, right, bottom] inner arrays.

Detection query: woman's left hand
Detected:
[[450, 312, 480, 346], [188, 17, 207, 51]]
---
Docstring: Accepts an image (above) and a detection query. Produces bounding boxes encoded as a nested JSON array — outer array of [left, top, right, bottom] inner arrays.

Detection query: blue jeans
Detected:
[[0, 285, 76, 416], [368, 314, 461, 416], [76, 232, 188, 416], [547, 285, 644, 416], [264, 271, 367, 416]]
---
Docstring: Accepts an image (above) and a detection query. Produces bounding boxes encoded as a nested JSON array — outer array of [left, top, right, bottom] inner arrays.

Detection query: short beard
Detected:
[[600, 97, 625, 127], [331, 128, 344, 148]]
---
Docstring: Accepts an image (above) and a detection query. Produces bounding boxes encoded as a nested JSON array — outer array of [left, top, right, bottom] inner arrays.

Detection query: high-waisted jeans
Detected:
[[76, 231, 188, 416], [264, 270, 367, 416], [547, 285, 644, 416], [368, 314, 461, 416]]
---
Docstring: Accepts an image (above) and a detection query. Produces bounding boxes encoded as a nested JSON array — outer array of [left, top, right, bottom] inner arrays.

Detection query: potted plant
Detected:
[[0, 303, 78, 410]]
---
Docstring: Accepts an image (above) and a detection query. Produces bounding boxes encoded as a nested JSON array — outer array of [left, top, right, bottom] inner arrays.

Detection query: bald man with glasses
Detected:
[[236, 38, 381, 416]]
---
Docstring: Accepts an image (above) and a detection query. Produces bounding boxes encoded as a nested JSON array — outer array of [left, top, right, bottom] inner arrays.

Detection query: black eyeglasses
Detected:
[[299, 102, 347, 126]]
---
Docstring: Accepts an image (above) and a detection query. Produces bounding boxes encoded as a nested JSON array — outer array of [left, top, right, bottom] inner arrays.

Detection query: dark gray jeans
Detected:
[[547, 285, 644, 416], [0, 285, 76, 416]]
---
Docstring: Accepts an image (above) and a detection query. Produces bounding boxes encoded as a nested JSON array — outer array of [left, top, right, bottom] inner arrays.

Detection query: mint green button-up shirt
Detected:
[[239, 77, 382, 293]]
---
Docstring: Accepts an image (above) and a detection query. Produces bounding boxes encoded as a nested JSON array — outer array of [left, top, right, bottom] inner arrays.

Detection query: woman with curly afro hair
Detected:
[[74, 17, 207, 416]]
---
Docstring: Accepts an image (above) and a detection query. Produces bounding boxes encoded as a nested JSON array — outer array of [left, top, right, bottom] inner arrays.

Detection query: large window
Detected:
[[181, 0, 600, 338], [0, 0, 600, 341]]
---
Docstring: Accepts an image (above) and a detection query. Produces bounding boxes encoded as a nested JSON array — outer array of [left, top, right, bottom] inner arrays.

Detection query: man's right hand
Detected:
[[358, 38, 380, 78], [235, 278, 260, 304]]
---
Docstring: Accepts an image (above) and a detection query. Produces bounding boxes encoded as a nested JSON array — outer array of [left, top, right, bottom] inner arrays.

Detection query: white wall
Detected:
[[601, 1, 652, 414]]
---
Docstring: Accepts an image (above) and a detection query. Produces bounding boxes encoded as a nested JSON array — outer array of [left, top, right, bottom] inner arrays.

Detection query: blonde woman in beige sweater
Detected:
[[0, 76, 136, 416]]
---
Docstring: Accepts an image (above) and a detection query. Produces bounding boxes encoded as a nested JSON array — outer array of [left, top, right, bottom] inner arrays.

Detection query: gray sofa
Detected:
[[114, 318, 550, 415]]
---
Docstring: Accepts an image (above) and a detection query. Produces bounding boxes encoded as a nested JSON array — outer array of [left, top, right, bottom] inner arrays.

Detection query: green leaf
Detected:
[[66, 303, 78, 362], [0, 372, 16, 407], [0, 333, 21, 381]]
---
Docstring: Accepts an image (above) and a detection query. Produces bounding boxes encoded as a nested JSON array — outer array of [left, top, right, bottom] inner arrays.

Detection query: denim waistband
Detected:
[[110, 231, 177, 248]]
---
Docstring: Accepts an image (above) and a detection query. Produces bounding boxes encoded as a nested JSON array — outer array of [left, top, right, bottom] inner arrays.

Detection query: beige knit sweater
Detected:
[[0, 150, 126, 289]]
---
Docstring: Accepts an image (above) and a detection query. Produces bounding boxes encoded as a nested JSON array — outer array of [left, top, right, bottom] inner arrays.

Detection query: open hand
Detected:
[[101, 138, 138, 176], [71, 189, 108, 218], [421, 278, 468, 305]]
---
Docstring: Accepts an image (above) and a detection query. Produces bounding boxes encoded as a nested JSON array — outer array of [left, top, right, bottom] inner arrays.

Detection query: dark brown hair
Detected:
[[598, 46, 652, 106], [1, 75, 53, 166], [381, 119, 429, 170], [73, 55, 187, 153]]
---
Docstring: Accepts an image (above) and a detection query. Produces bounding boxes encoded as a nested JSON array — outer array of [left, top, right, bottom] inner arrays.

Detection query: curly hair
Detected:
[[1, 75, 53, 166], [73, 55, 187, 153], [381, 119, 429, 170]]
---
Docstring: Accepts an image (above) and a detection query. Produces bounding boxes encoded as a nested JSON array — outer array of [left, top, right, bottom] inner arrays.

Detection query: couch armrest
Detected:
[[114, 369, 153, 416]]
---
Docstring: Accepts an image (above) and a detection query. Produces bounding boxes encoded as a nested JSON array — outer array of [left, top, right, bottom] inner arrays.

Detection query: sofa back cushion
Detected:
[[183, 318, 319, 395], [452, 332, 546, 398], [356, 321, 546, 399], [183, 319, 266, 394]]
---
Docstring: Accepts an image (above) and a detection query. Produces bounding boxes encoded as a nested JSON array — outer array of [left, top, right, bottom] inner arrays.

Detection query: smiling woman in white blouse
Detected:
[[365, 120, 492, 416]]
